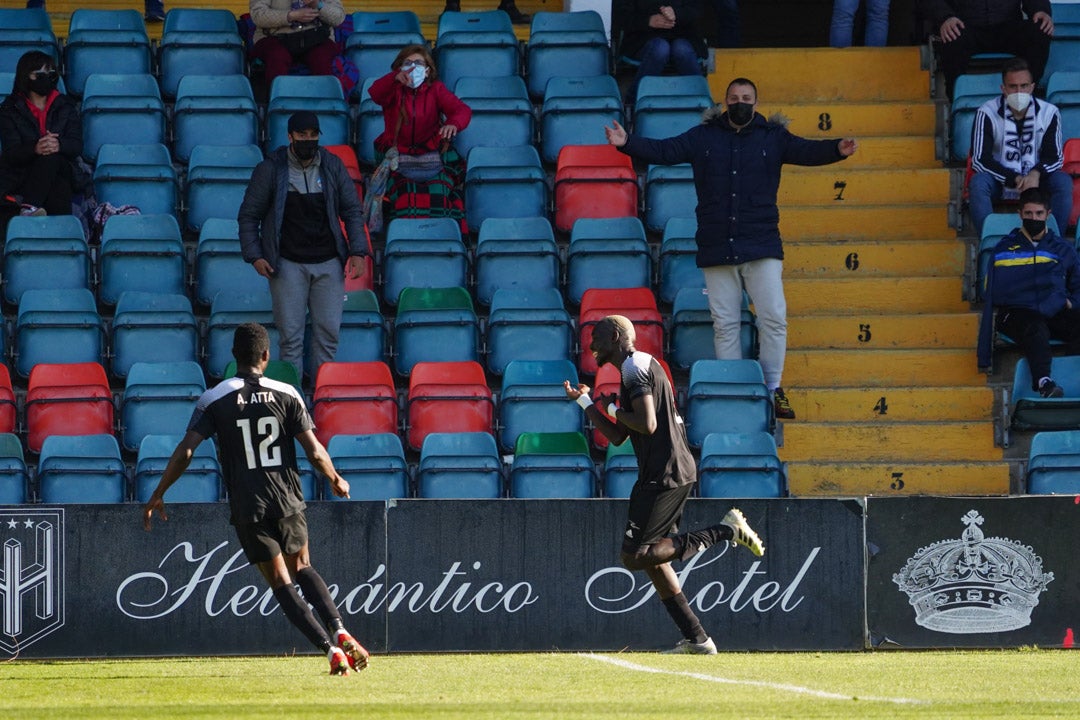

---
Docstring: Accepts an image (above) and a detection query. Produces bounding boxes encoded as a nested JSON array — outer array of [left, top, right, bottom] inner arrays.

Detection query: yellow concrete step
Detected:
[[785, 462, 1011, 496], [784, 277, 968, 314], [778, 422, 1001, 462], [786, 313, 978, 349], [779, 204, 951, 240], [779, 168, 949, 206], [792, 386, 994, 422], [783, 348, 985, 386], [821, 137, 939, 169], [710, 47, 928, 103], [783, 239, 964, 277], [756, 103, 936, 138]]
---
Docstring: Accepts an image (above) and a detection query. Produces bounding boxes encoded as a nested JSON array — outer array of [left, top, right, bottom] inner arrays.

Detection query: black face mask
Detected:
[[292, 139, 319, 162], [727, 102, 755, 126], [1022, 218, 1047, 237], [28, 72, 58, 96]]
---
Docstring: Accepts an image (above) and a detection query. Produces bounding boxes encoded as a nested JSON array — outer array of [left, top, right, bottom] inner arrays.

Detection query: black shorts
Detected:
[[622, 482, 694, 554], [234, 512, 308, 564]]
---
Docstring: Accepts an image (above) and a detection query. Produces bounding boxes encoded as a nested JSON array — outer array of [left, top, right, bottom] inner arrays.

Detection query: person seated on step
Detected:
[[969, 59, 1072, 238], [977, 188, 1080, 397], [443, 1, 532, 24], [619, 0, 709, 102], [250, 0, 345, 88]]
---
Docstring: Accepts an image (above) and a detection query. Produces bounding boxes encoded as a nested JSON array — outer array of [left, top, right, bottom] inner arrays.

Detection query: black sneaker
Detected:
[[1039, 379, 1065, 398], [499, 1, 531, 23], [773, 387, 795, 419]]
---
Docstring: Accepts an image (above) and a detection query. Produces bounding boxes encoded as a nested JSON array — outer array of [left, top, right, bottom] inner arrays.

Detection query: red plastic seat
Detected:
[[407, 361, 494, 450], [0, 365, 16, 435], [26, 362, 113, 453], [590, 357, 674, 450], [578, 287, 664, 375], [312, 361, 398, 446], [554, 144, 638, 233], [1063, 138, 1080, 176]]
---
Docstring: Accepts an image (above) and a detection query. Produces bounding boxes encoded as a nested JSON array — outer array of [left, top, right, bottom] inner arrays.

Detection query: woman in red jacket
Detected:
[[369, 44, 472, 234]]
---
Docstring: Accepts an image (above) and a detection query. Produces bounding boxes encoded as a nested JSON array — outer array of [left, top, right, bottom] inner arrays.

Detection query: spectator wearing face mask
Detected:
[[969, 59, 1072, 237]]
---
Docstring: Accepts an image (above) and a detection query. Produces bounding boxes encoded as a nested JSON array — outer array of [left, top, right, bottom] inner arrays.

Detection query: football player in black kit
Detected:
[[143, 322, 369, 676], [564, 315, 765, 653]]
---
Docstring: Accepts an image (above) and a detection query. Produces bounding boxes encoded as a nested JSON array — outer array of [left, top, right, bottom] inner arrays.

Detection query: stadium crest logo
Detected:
[[892, 510, 1052, 634], [0, 509, 65, 654]]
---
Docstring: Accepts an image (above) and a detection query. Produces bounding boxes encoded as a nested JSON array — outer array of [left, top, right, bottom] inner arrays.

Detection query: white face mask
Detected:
[[1006, 92, 1032, 113], [407, 65, 427, 88]]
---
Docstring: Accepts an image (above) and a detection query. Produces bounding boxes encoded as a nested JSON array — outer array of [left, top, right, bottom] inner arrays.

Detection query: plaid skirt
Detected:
[[381, 147, 467, 235]]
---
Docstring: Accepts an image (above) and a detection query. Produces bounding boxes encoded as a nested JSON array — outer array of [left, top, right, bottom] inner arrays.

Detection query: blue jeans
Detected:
[[969, 170, 1075, 237], [631, 37, 702, 100], [829, 0, 891, 47], [713, 0, 740, 48], [268, 257, 345, 382]]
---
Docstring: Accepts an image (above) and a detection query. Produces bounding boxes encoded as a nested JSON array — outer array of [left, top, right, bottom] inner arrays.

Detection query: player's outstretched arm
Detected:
[[297, 429, 350, 498], [143, 430, 203, 530]]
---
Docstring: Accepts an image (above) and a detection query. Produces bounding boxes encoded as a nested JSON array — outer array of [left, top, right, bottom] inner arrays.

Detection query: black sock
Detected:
[[295, 566, 343, 635], [272, 584, 333, 653], [678, 524, 734, 561], [661, 592, 708, 644]]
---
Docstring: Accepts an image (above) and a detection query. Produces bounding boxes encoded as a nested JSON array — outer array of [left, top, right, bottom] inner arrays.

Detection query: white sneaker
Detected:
[[663, 637, 718, 654], [721, 507, 765, 557]]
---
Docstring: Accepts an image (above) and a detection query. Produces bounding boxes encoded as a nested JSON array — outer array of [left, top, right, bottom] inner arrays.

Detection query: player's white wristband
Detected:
[[607, 403, 618, 417], [576, 394, 593, 410]]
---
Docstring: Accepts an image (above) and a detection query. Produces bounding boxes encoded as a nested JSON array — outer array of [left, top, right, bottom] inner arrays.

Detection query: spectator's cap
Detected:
[[288, 111, 320, 134]]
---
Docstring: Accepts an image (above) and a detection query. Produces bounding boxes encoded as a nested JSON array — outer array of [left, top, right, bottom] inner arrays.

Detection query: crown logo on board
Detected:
[[892, 510, 1054, 634]]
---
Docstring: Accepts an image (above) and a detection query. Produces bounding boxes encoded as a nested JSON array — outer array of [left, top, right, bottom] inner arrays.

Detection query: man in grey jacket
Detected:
[[238, 110, 368, 384]]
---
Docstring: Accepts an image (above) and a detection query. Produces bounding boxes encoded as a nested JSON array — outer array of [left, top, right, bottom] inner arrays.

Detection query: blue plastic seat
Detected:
[[186, 144, 263, 232], [382, 218, 469, 306], [64, 9, 151, 97], [540, 75, 623, 164], [950, 73, 1001, 161], [195, 219, 269, 307], [98, 213, 185, 305], [1026, 430, 1080, 494], [474, 217, 559, 306], [345, 11, 424, 92], [80, 73, 165, 163], [632, 75, 712, 140], [1042, 38, 1080, 91], [452, 75, 535, 159], [566, 217, 651, 305], [465, 145, 548, 232], [294, 439, 320, 501], [671, 287, 757, 370], [332, 290, 386, 364], [266, 75, 349, 152], [38, 434, 126, 504], [686, 359, 774, 448], [327, 433, 409, 501], [435, 11, 520, 89], [525, 11, 610, 99], [393, 287, 480, 376], [111, 292, 199, 379], [159, 9, 244, 99], [1011, 356, 1080, 430], [15, 288, 103, 378], [644, 164, 695, 233], [0, 433, 29, 504], [206, 292, 279, 379], [3, 215, 89, 305], [93, 143, 178, 218], [510, 431, 596, 498], [134, 434, 222, 503], [418, 432, 502, 499], [1054, 2, 1080, 39], [487, 288, 573, 375], [121, 361, 206, 452], [173, 74, 260, 164], [658, 217, 703, 304], [355, 78, 383, 167], [603, 439, 638, 498], [699, 431, 785, 498], [0, 8, 58, 72], [498, 359, 582, 452]]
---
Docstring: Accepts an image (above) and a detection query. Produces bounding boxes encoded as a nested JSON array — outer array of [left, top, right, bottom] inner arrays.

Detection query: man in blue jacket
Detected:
[[605, 77, 857, 419], [977, 188, 1080, 397]]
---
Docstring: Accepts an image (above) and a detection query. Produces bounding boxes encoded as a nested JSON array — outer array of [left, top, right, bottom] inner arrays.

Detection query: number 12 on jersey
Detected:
[[237, 417, 283, 469]]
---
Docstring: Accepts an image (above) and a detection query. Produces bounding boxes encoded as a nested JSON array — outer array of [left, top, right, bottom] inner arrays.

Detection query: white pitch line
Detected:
[[578, 652, 929, 706]]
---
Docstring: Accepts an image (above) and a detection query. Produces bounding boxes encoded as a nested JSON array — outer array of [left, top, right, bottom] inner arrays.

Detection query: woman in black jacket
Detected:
[[0, 51, 83, 216]]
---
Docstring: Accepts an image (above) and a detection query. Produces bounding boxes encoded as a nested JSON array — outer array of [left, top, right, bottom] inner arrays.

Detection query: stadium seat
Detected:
[[195, 219, 269, 307], [498, 359, 582, 452], [566, 217, 651, 305], [1026, 430, 1080, 494], [644, 164, 696, 233], [435, 10, 520, 89], [221, 359, 301, 390], [111, 292, 199, 379], [418, 432, 503, 499], [698, 431, 786, 498], [355, 78, 383, 167], [37, 434, 126, 504], [3, 215, 89, 305], [1041, 38, 1080, 92], [393, 287, 481, 376], [524, 10, 610, 99], [326, 433, 409, 501], [603, 439, 638, 498], [121, 361, 206, 452], [312, 361, 399, 446], [15, 288, 104, 378], [465, 145, 549, 233], [950, 73, 1001, 162], [327, 144, 365, 204], [134, 434, 222, 503], [510, 431, 596, 498], [1011, 356, 1080, 430], [185, 144, 263, 232], [345, 11, 425, 92], [173, 74, 260, 165], [158, 9, 245, 99], [1054, 2, 1080, 38], [686, 359, 774, 448], [205, 292, 279, 379], [452, 75, 535, 160], [486, 288, 573, 375], [80, 73, 165, 163], [330, 290, 386, 363], [474, 217, 560, 306], [658, 217, 704, 304], [578, 288, 664, 375], [0, 366, 16, 436], [540, 75, 623, 164], [98, 213, 186, 305], [554, 144, 639, 233], [63, 9, 151, 97], [294, 439, 320, 501], [0, 8, 58, 72], [671, 287, 757, 370], [382, 218, 469, 306], [265, 75, 349, 152], [93, 143, 178, 218], [0, 433, 29, 505], [406, 360, 494, 450], [1066, 138, 1080, 232], [26, 362, 113, 454], [632, 75, 713, 140]]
